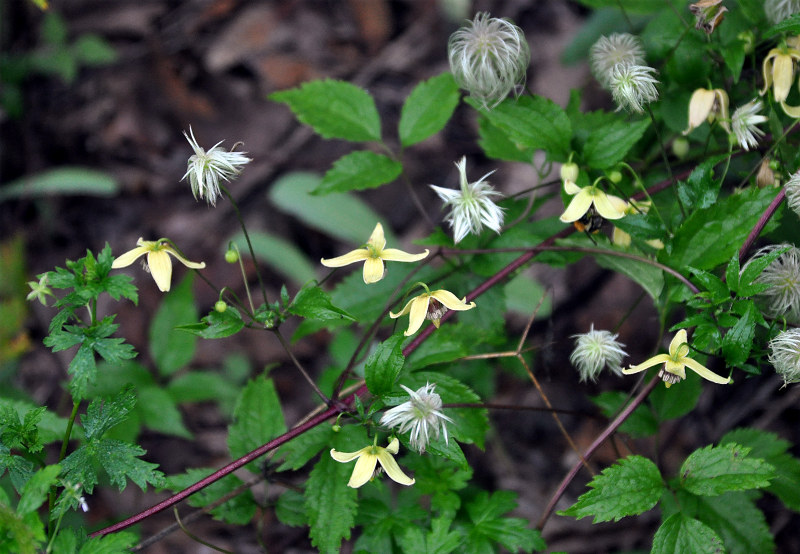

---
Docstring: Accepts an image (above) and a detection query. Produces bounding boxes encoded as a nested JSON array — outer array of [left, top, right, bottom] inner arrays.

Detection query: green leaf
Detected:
[[137, 386, 191, 438], [228, 376, 287, 462], [667, 186, 780, 270], [364, 333, 405, 397], [270, 79, 381, 142], [680, 443, 774, 496], [652, 513, 724, 554], [289, 283, 356, 323], [275, 489, 308, 527], [559, 455, 664, 522], [721, 302, 757, 366], [764, 12, 800, 38], [314, 151, 402, 195], [61, 438, 164, 493], [465, 491, 545, 553], [677, 154, 728, 211], [305, 450, 358, 553], [41, 12, 67, 44], [17, 464, 61, 515], [397, 516, 463, 554], [649, 374, 702, 421], [276, 425, 335, 472], [725, 253, 741, 293], [721, 428, 800, 511], [165, 468, 256, 525], [583, 117, 649, 169], [399, 72, 459, 147], [149, 274, 198, 376], [269, 172, 393, 244], [71, 34, 117, 65], [477, 117, 536, 162], [590, 245, 665, 299], [176, 305, 245, 339], [77, 532, 138, 553], [0, 167, 118, 202], [82, 385, 136, 440], [591, 391, 658, 438], [689, 267, 730, 303], [470, 95, 572, 161], [738, 245, 790, 297], [229, 231, 316, 284]]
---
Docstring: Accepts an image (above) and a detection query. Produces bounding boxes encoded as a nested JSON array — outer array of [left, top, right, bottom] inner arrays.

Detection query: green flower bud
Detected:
[[214, 300, 227, 313], [225, 249, 239, 263], [672, 137, 690, 159], [560, 162, 579, 183], [608, 170, 623, 184]]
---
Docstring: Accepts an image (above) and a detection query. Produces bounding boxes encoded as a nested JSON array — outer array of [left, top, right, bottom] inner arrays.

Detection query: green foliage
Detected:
[[463, 491, 545, 553], [227, 376, 287, 469], [364, 333, 406, 397], [399, 72, 460, 147], [679, 443, 774, 496], [149, 274, 198, 376], [315, 151, 402, 195], [0, 168, 119, 202], [165, 468, 256, 525]]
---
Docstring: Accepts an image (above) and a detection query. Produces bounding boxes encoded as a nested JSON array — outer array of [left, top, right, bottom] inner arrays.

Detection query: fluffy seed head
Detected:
[[181, 126, 252, 206], [785, 171, 800, 219], [590, 33, 646, 89], [609, 63, 659, 113], [447, 12, 530, 109], [570, 324, 627, 382], [768, 328, 800, 386], [379, 383, 454, 453], [744, 244, 800, 323], [765, 0, 800, 24], [731, 100, 768, 151]]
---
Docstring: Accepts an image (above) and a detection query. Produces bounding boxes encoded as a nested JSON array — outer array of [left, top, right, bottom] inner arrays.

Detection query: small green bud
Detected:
[[672, 137, 689, 159], [225, 249, 239, 264], [608, 170, 623, 184], [560, 162, 579, 183], [331, 424, 341, 432], [737, 30, 754, 54], [214, 300, 227, 313]]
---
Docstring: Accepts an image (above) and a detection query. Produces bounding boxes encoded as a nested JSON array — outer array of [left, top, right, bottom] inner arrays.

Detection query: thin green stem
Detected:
[[221, 186, 269, 307]]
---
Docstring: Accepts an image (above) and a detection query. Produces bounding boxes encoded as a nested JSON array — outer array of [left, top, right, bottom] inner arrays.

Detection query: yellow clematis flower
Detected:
[[559, 180, 627, 224], [330, 437, 415, 488], [761, 40, 800, 117], [111, 238, 206, 292], [683, 88, 730, 135], [622, 329, 732, 388], [390, 288, 476, 336], [320, 223, 429, 284]]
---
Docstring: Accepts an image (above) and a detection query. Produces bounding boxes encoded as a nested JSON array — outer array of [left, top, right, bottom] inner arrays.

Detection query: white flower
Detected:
[[447, 12, 530, 109], [765, 0, 800, 24], [768, 328, 800, 386], [430, 157, 504, 243], [380, 383, 454, 453], [786, 172, 800, 221], [570, 324, 627, 382], [609, 63, 659, 113], [731, 100, 768, 151], [743, 244, 800, 323], [181, 126, 251, 206], [590, 33, 646, 89]]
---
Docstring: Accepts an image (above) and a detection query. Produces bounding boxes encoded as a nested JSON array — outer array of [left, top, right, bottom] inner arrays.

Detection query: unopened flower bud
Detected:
[[672, 137, 690, 159], [560, 162, 579, 183], [225, 249, 239, 263], [737, 30, 755, 54], [215, 300, 227, 313], [608, 170, 623, 184]]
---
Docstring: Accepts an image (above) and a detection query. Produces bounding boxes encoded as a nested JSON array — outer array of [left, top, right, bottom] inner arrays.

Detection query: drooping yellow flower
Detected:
[[330, 437, 415, 488], [559, 180, 627, 224], [761, 40, 800, 117], [111, 238, 205, 292], [622, 329, 732, 388], [683, 88, 729, 134], [320, 223, 429, 284], [390, 288, 476, 336]]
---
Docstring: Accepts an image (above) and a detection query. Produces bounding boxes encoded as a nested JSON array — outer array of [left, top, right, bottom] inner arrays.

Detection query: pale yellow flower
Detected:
[[390, 288, 476, 336], [761, 40, 800, 117], [330, 437, 415, 488], [111, 238, 205, 292], [320, 223, 429, 284], [559, 180, 627, 224], [683, 88, 729, 134], [622, 329, 732, 388]]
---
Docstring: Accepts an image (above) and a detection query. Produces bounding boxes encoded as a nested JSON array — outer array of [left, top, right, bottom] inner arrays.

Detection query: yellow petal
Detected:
[[780, 100, 800, 118], [111, 245, 150, 269], [380, 248, 429, 263], [663, 360, 687, 380], [376, 449, 415, 486], [404, 295, 430, 336], [772, 54, 794, 102], [559, 189, 593, 223], [430, 289, 476, 311], [612, 227, 632, 247], [330, 447, 364, 463], [348, 452, 379, 488], [367, 223, 387, 251], [147, 250, 173, 292], [164, 246, 206, 269], [362, 257, 385, 284], [683, 357, 732, 384], [389, 297, 416, 319], [714, 89, 730, 132], [320, 249, 370, 268], [593, 191, 627, 220], [683, 88, 716, 134], [564, 180, 582, 195], [622, 353, 671, 374], [668, 329, 689, 357], [385, 437, 400, 454]]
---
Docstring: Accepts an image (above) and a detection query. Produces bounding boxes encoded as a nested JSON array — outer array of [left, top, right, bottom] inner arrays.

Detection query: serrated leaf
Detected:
[[82, 385, 136, 440], [680, 443, 774, 496], [176, 305, 245, 339], [61, 439, 164, 493], [275, 489, 308, 527], [465, 491, 545, 553], [559, 455, 663, 522], [364, 333, 405, 397], [721, 302, 757, 366], [270, 79, 381, 142], [276, 425, 335, 472], [477, 117, 535, 162], [77, 532, 138, 554], [583, 117, 649, 169], [269, 172, 392, 244], [399, 72, 459, 147], [652, 513, 724, 554], [764, 12, 800, 38], [228, 376, 287, 463], [689, 267, 730, 302], [17, 465, 61, 515], [725, 254, 740, 293], [289, 283, 356, 323], [305, 452, 358, 553], [676, 154, 728, 211], [470, 95, 572, 161], [397, 516, 463, 554], [738, 245, 790, 297], [149, 274, 198, 376], [314, 151, 402, 195]]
